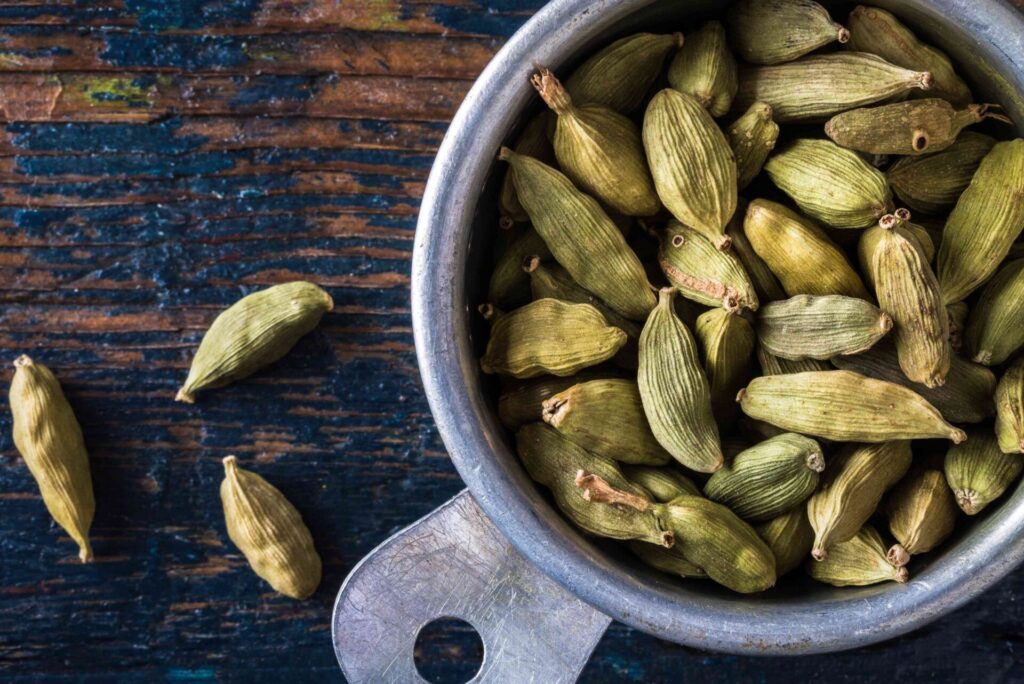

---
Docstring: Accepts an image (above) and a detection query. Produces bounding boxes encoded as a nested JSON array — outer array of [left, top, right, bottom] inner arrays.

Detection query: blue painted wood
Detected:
[[0, 1, 1021, 682]]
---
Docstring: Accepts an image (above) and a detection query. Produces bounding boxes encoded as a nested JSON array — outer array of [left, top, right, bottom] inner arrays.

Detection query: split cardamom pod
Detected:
[[520, 424, 674, 546], [566, 32, 683, 114], [734, 52, 933, 124], [756, 294, 892, 361], [542, 379, 671, 465], [964, 259, 1024, 366], [945, 430, 1023, 514], [937, 139, 1024, 305], [10, 355, 95, 562], [704, 433, 825, 522], [695, 308, 756, 422], [643, 88, 738, 250], [658, 221, 759, 311], [628, 541, 706, 578], [807, 525, 909, 586], [488, 227, 551, 310], [807, 441, 912, 560], [756, 507, 815, 577], [862, 213, 950, 388], [499, 148, 656, 319], [534, 67, 659, 217], [885, 468, 959, 564], [756, 345, 831, 376], [726, 199, 787, 303], [737, 370, 967, 443], [727, 0, 849, 65], [832, 340, 996, 425], [743, 199, 870, 299], [824, 99, 1006, 156], [638, 288, 724, 473], [176, 281, 333, 403], [727, 102, 780, 190], [845, 5, 972, 106], [500, 113, 555, 223], [622, 464, 701, 502], [887, 132, 996, 215], [764, 138, 893, 229], [996, 360, 1024, 454], [220, 456, 321, 599], [667, 21, 738, 117], [480, 298, 627, 378]]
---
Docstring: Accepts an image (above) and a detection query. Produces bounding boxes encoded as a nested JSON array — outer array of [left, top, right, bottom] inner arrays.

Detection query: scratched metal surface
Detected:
[[0, 1, 1022, 682]]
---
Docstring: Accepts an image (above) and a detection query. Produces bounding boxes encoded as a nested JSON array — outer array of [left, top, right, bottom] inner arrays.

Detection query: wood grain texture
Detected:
[[0, 1, 1022, 682]]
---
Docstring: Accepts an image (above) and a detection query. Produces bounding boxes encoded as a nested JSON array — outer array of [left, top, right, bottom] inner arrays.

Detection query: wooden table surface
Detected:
[[0, 1, 1022, 682]]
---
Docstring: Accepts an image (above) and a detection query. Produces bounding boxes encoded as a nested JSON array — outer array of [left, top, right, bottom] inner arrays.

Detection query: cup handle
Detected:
[[332, 489, 612, 683]]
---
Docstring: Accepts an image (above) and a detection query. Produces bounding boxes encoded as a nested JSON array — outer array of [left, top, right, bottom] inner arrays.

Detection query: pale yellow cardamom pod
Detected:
[[885, 469, 959, 565], [807, 525, 908, 586]]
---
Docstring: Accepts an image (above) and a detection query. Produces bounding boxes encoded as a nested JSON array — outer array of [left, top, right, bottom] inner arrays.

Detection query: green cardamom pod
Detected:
[[498, 369, 621, 430], [858, 210, 935, 287], [519, 424, 674, 546], [638, 288, 724, 473], [499, 148, 655, 319], [734, 52, 933, 124], [756, 507, 815, 577], [863, 213, 951, 388], [221, 456, 322, 599], [658, 221, 759, 311], [533, 67, 659, 217], [808, 441, 912, 559], [995, 360, 1024, 454], [695, 308, 756, 422], [523, 256, 642, 339], [10, 355, 95, 562], [756, 345, 831, 375], [938, 139, 1024, 305], [831, 340, 996, 425], [704, 433, 825, 522], [756, 294, 892, 361], [176, 282, 333, 403], [807, 525, 908, 586], [825, 99, 1005, 156], [964, 259, 1024, 366], [542, 379, 671, 466], [488, 227, 552, 310], [727, 0, 848, 65], [627, 540, 707, 579], [845, 5, 972, 106], [764, 138, 893, 229], [726, 199, 787, 303], [743, 199, 871, 299], [480, 298, 627, 378], [885, 468, 959, 565], [667, 21, 738, 118], [945, 430, 1023, 514], [566, 32, 683, 114], [643, 88, 738, 250], [500, 113, 556, 223], [727, 102, 780, 190], [887, 132, 997, 215], [738, 370, 967, 443], [622, 464, 701, 502]]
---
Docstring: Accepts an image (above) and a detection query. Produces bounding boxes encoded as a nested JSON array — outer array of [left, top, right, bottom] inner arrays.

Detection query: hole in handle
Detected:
[[414, 616, 485, 684]]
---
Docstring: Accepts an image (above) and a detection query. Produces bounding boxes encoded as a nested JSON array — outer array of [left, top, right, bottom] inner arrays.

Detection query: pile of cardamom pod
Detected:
[[485, 1, 1024, 593]]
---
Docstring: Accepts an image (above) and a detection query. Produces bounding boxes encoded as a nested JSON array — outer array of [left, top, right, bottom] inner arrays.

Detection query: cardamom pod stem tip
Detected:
[[895, 566, 910, 583], [498, 146, 514, 162], [223, 455, 238, 472], [807, 451, 826, 473], [951, 429, 968, 444], [175, 388, 195, 404], [811, 545, 827, 562], [674, 32, 685, 48], [837, 27, 850, 44], [531, 67, 572, 114], [78, 539, 94, 563], [887, 544, 911, 568], [955, 489, 981, 515], [541, 396, 567, 427], [499, 215, 515, 230], [522, 255, 541, 273], [878, 312, 894, 334], [13, 353, 32, 368]]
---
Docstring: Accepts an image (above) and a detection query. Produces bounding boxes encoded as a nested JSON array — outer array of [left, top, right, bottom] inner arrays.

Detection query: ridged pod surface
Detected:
[[500, 113, 555, 222], [743, 199, 870, 298], [756, 294, 891, 361], [487, 227, 551, 310], [738, 370, 967, 443], [807, 525, 909, 586], [807, 442, 912, 560], [886, 469, 959, 562], [996, 360, 1024, 454], [887, 132, 995, 215], [638, 288, 724, 473], [480, 299, 627, 378], [695, 308, 756, 422], [756, 507, 815, 576], [765, 138, 893, 229], [658, 221, 758, 311], [622, 464, 701, 502], [727, 199, 787, 303], [734, 53, 932, 123], [667, 21, 738, 118], [566, 32, 683, 114], [644, 88, 738, 249], [498, 370, 618, 430], [858, 214, 935, 288], [845, 5, 972, 106], [9, 355, 95, 562], [727, 102, 780, 189], [524, 258, 642, 339], [938, 139, 1024, 305], [627, 541, 706, 578], [945, 430, 1023, 514], [756, 345, 831, 375], [727, 0, 849, 65], [500, 148, 655, 319], [964, 259, 1024, 366]]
